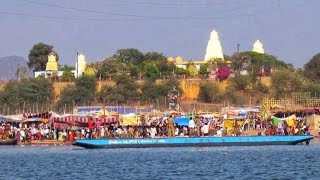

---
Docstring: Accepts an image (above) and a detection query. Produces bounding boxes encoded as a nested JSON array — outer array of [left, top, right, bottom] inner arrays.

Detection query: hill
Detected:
[[0, 55, 31, 80]]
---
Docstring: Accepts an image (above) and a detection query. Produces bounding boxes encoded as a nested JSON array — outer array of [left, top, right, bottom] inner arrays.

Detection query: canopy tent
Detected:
[[1, 115, 24, 123], [271, 114, 296, 127], [23, 112, 50, 119], [197, 112, 220, 118], [76, 106, 153, 115], [304, 109, 320, 114], [23, 118, 49, 123], [119, 114, 139, 126], [174, 117, 190, 126], [223, 119, 245, 129], [52, 116, 118, 124]]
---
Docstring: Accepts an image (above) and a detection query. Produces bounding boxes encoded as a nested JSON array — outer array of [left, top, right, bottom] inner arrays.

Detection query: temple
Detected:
[[35, 53, 62, 78], [167, 56, 206, 71], [168, 30, 225, 71], [252, 40, 265, 54], [75, 53, 87, 78], [45, 53, 58, 71], [204, 30, 224, 61]]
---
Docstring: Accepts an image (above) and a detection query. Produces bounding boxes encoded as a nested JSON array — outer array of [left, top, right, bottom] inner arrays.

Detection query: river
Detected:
[[0, 140, 319, 180]]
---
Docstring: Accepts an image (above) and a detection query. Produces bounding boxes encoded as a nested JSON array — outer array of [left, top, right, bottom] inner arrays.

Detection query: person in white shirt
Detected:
[[203, 123, 209, 136], [100, 126, 105, 138], [188, 118, 195, 137], [217, 127, 223, 137], [20, 129, 26, 142], [175, 127, 179, 136], [150, 126, 157, 138], [81, 128, 85, 139], [44, 128, 49, 139]]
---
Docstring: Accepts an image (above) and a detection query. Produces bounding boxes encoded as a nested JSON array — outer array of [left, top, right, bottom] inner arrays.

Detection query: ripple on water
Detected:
[[0, 143, 319, 180]]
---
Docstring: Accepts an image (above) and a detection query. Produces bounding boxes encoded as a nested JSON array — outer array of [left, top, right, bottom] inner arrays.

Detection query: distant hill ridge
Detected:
[[0, 55, 31, 80]]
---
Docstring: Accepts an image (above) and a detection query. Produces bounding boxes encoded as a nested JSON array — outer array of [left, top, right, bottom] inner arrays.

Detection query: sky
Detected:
[[0, 0, 319, 68]]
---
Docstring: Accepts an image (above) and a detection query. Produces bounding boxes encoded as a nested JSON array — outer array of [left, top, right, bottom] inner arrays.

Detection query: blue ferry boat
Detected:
[[72, 135, 313, 149]]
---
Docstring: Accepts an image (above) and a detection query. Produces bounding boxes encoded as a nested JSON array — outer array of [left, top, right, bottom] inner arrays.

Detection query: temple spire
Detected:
[[75, 52, 87, 77], [45, 53, 58, 71], [252, 40, 265, 54], [204, 30, 224, 61]]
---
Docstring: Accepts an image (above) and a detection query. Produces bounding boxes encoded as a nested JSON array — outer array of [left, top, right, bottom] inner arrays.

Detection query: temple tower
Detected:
[[252, 40, 265, 54], [204, 30, 224, 61], [45, 53, 58, 71], [75, 52, 87, 78]]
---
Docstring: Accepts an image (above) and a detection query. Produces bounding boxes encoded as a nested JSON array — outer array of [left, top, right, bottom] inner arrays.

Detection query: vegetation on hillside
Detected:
[[1, 43, 320, 114]]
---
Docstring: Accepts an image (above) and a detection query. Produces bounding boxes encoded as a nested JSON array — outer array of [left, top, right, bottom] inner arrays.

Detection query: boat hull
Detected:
[[0, 139, 17, 145], [72, 135, 314, 149]]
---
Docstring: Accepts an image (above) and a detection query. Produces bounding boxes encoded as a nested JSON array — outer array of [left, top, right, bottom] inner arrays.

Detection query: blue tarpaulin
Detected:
[[174, 117, 190, 126], [0, 116, 5, 122]]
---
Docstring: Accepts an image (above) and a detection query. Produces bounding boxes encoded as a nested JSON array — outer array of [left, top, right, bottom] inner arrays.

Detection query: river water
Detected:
[[0, 141, 319, 180]]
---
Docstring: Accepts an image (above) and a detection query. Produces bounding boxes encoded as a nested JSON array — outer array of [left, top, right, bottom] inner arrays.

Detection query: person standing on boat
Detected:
[[150, 126, 157, 138], [196, 117, 201, 137], [87, 117, 94, 139], [100, 126, 105, 138], [217, 127, 223, 137], [189, 118, 195, 137], [203, 123, 209, 136], [167, 115, 175, 137]]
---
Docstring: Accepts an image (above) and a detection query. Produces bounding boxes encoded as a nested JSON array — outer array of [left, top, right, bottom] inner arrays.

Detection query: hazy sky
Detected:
[[0, 0, 319, 68]]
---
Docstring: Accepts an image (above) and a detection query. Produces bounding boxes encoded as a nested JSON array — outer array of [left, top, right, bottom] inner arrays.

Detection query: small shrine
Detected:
[[252, 40, 265, 54], [45, 53, 58, 71]]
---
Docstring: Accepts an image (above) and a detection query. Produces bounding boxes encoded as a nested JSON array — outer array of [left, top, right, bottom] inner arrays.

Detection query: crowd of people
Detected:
[[0, 114, 314, 144]]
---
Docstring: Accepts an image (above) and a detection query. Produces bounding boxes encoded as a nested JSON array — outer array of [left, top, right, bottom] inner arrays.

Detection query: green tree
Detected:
[[144, 52, 173, 77], [0, 81, 19, 114], [241, 51, 288, 75], [17, 78, 53, 104], [199, 64, 209, 75], [144, 52, 166, 62], [140, 79, 164, 102], [73, 75, 97, 105], [145, 63, 160, 80], [304, 53, 320, 81], [140, 78, 181, 104], [114, 48, 145, 65], [302, 82, 320, 98], [0, 78, 55, 113], [175, 67, 188, 76], [60, 65, 75, 81], [101, 57, 130, 77], [230, 73, 251, 91], [99, 74, 139, 104], [187, 63, 198, 77], [99, 85, 123, 103], [56, 85, 77, 110], [198, 81, 221, 103], [28, 43, 58, 71]]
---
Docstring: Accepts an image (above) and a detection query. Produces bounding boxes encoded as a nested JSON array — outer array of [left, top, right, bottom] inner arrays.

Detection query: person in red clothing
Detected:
[[68, 130, 75, 141], [87, 117, 94, 139]]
